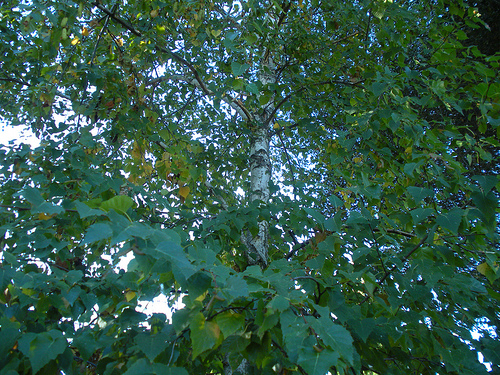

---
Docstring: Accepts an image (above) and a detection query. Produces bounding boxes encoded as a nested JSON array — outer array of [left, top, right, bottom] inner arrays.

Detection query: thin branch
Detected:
[[276, 129, 297, 198], [90, 2, 253, 122], [293, 275, 323, 304], [360, 234, 429, 304], [204, 180, 229, 211], [0, 77, 72, 101], [385, 229, 415, 238], [149, 75, 252, 121], [265, 79, 364, 124], [276, 1, 292, 28], [285, 237, 312, 260], [89, 3, 117, 65], [371, 226, 388, 275], [364, 10, 373, 42], [271, 339, 308, 375], [285, 227, 416, 260], [0, 204, 78, 214]]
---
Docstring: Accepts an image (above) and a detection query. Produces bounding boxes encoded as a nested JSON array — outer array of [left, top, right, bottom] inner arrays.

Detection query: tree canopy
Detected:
[[0, 0, 499, 374]]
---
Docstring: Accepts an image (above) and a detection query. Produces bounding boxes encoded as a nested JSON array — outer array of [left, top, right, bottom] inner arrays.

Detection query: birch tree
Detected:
[[1, 0, 499, 374]]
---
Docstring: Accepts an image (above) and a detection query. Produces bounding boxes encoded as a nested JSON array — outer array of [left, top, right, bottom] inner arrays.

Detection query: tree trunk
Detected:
[[241, 54, 275, 268], [228, 55, 275, 375]]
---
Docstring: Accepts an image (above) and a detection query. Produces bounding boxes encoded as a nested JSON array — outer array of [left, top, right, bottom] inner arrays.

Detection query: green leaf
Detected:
[[245, 82, 259, 95], [410, 208, 434, 223], [267, 295, 290, 312], [83, 222, 113, 244], [152, 364, 189, 375], [190, 312, 222, 358], [407, 186, 434, 202], [135, 332, 170, 361], [298, 337, 339, 375], [244, 33, 259, 44], [186, 271, 212, 300], [215, 311, 245, 337], [370, 81, 387, 96], [280, 310, 309, 362], [311, 311, 354, 365], [436, 209, 463, 234], [257, 312, 279, 338], [18, 330, 67, 374], [72, 331, 100, 361], [22, 187, 44, 206], [21, 187, 64, 215], [123, 358, 154, 375], [75, 201, 106, 218], [34, 202, 64, 215], [347, 318, 376, 342], [471, 191, 497, 227], [304, 207, 325, 225], [0, 327, 20, 358], [100, 195, 135, 214], [224, 274, 249, 301], [472, 175, 499, 193], [328, 194, 344, 209], [230, 62, 250, 76], [157, 241, 196, 281]]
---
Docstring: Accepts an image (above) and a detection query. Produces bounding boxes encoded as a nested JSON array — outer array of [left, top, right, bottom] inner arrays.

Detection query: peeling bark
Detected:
[[226, 55, 276, 375], [224, 355, 249, 375], [241, 55, 275, 268]]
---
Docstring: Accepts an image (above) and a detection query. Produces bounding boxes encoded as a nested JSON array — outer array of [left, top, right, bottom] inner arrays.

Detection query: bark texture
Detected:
[[241, 55, 275, 267]]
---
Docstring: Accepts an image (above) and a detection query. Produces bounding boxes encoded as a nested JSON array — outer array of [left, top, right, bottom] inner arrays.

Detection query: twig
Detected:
[[360, 234, 429, 304], [90, 2, 253, 122], [0, 77, 71, 101], [265, 79, 364, 125], [205, 180, 229, 211], [276, 129, 297, 198]]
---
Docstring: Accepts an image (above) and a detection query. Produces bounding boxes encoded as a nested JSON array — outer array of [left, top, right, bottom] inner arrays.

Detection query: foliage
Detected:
[[0, 0, 499, 374]]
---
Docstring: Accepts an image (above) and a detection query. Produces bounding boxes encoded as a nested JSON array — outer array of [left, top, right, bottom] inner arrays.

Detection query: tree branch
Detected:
[[90, 1, 253, 122], [360, 234, 429, 304], [149, 75, 252, 121], [265, 79, 364, 124], [0, 76, 72, 101]]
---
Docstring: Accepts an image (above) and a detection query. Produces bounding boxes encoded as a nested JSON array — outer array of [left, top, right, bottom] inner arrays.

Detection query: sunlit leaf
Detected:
[[100, 195, 135, 214]]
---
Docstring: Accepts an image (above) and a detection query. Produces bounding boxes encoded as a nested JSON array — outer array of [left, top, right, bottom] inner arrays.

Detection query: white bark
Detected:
[[224, 355, 249, 375], [241, 54, 275, 267]]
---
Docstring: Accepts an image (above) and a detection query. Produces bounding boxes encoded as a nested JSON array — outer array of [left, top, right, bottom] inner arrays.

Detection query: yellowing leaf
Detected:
[[125, 291, 136, 301], [38, 213, 56, 220], [179, 186, 190, 199], [477, 262, 490, 276], [131, 142, 143, 160], [211, 29, 221, 37], [82, 27, 89, 36], [142, 162, 153, 176], [195, 291, 208, 302], [71, 36, 80, 45], [273, 123, 280, 129]]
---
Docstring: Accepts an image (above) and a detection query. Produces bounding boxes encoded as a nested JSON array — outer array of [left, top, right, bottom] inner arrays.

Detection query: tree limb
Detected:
[[90, 1, 253, 122], [149, 75, 252, 121], [360, 234, 429, 304]]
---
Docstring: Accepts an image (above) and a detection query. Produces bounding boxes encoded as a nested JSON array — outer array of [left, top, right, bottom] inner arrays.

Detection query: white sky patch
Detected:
[[1, 124, 40, 147]]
